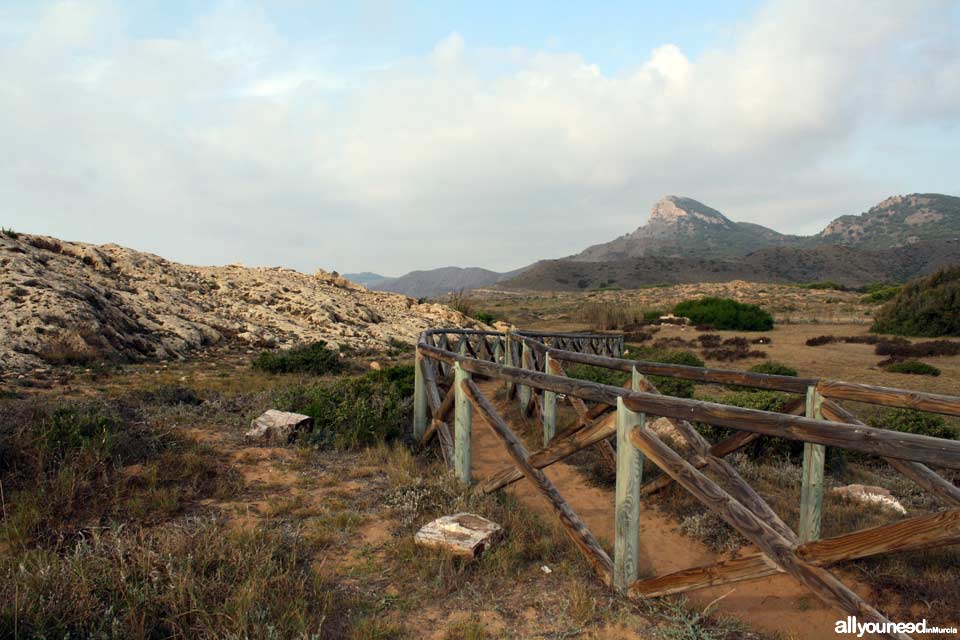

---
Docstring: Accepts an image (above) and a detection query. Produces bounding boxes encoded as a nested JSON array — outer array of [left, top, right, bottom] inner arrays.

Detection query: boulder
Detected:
[[414, 513, 503, 558], [830, 484, 907, 515], [245, 410, 313, 444]]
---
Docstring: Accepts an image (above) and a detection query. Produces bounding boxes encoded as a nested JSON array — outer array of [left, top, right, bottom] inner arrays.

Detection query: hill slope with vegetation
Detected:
[[872, 266, 960, 337]]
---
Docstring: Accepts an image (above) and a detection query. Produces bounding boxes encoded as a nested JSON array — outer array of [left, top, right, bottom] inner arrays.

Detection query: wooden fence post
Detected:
[[494, 336, 503, 364], [504, 334, 515, 396], [614, 396, 644, 593], [800, 385, 825, 542], [455, 362, 473, 485], [543, 353, 557, 446], [519, 342, 532, 412], [414, 347, 428, 441]]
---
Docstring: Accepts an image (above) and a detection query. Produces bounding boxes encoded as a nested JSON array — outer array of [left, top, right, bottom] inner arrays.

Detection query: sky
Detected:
[[2, 1, 959, 276]]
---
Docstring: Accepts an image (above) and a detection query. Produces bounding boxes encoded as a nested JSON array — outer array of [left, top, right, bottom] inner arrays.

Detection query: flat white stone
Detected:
[[414, 512, 503, 558], [245, 409, 313, 444]]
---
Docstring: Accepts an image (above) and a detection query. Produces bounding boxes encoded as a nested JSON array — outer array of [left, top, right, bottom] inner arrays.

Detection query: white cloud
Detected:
[[2, 0, 958, 274]]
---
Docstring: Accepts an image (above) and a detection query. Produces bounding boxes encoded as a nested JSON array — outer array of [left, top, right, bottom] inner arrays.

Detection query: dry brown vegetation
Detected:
[[1, 347, 768, 640]]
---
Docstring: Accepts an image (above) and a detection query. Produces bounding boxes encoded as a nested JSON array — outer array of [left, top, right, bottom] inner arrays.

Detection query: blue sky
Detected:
[[2, 1, 959, 275]]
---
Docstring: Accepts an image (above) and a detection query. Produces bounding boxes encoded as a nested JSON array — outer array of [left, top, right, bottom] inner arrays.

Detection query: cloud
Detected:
[[2, 0, 958, 274]]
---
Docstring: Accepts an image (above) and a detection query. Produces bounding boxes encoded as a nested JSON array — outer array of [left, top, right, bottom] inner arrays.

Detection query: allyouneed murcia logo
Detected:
[[835, 616, 957, 637]]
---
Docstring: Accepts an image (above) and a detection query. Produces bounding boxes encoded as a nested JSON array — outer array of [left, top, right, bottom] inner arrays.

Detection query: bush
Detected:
[[569, 349, 704, 398], [748, 361, 798, 377], [874, 339, 960, 359], [867, 408, 956, 440], [474, 311, 496, 325], [884, 360, 941, 376], [872, 266, 960, 337], [799, 281, 847, 291], [695, 391, 804, 459], [252, 341, 344, 375], [281, 366, 415, 449], [673, 297, 773, 331], [861, 285, 901, 303], [1, 227, 18, 239]]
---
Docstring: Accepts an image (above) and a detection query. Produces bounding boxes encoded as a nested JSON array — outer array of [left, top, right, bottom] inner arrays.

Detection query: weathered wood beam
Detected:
[[628, 427, 908, 639], [454, 362, 472, 485], [820, 399, 960, 508], [639, 397, 804, 496], [800, 386, 826, 543], [818, 379, 960, 417], [614, 397, 644, 593], [478, 410, 617, 494], [631, 508, 960, 598], [633, 374, 798, 544], [462, 378, 614, 585], [549, 348, 815, 394], [418, 342, 960, 469], [413, 349, 428, 441]]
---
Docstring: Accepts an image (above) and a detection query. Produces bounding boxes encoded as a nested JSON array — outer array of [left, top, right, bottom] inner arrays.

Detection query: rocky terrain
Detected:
[[0, 232, 476, 370], [816, 193, 960, 248]]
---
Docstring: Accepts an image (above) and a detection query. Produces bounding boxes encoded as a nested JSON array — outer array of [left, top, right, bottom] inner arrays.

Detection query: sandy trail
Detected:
[[469, 379, 885, 640]]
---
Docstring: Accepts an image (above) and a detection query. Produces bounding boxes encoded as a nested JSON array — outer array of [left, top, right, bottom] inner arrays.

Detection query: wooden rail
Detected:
[[415, 327, 960, 639]]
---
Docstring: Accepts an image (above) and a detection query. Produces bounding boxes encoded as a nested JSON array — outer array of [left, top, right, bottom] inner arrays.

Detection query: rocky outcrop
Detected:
[[0, 232, 478, 370]]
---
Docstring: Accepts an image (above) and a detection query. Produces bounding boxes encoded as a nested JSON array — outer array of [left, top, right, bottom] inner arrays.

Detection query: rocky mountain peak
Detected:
[[645, 196, 734, 229]]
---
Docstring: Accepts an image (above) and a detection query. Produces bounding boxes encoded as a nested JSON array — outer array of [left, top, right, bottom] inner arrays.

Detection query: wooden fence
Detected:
[[414, 328, 960, 640]]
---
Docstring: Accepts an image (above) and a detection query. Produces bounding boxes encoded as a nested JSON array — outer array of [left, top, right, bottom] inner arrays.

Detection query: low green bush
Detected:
[[474, 311, 496, 325], [871, 266, 960, 337], [567, 349, 704, 398], [1, 227, 18, 239], [252, 341, 344, 375], [748, 361, 798, 377], [673, 297, 773, 331], [279, 365, 415, 450], [868, 408, 956, 440], [884, 360, 941, 376], [860, 284, 901, 303], [798, 281, 847, 291]]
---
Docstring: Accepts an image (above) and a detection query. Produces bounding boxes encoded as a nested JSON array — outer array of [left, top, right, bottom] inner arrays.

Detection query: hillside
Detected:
[[357, 265, 529, 298], [342, 271, 393, 288], [503, 239, 960, 291], [0, 232, 474, 370], [818, 193, 960, 249], [573, 196, 801, 261]]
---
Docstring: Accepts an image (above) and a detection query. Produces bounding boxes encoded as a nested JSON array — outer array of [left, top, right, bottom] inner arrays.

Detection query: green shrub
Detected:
[[673, 297, 773, 331], [697, 391, 812, 460], [799, 281, 847, 291], [281, 366, 414, 449], [252, 341, 344, 375], [860, 284, 901, 303], [474, 311, 496, 325], [867, 408, 956, 440], [567, 349, 703, 398], [1, 227, 18, 239], [748, 361, 798, 377], [871, 266, 960, 337], [884, 360, 941, 376]]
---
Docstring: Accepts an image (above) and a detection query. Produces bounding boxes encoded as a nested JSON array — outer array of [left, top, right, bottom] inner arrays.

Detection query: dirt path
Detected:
[[469, 380, 884, 640]]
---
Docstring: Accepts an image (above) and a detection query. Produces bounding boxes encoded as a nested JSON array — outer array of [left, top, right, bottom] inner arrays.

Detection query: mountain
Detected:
[[367, 266, 527, 298], [343, 272, 393, 288], [573, 196, 800, 261], [0, 232, 474, 370], [816, 193, 960, 249], [502, 239, 960, 291]]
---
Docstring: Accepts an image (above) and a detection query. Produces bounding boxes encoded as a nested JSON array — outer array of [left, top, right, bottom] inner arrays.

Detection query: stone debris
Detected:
[[830, 484, 907, 515], [0, 233, 478, 370], [414, 513, 504, 558], [245, 410, 314, 444]]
